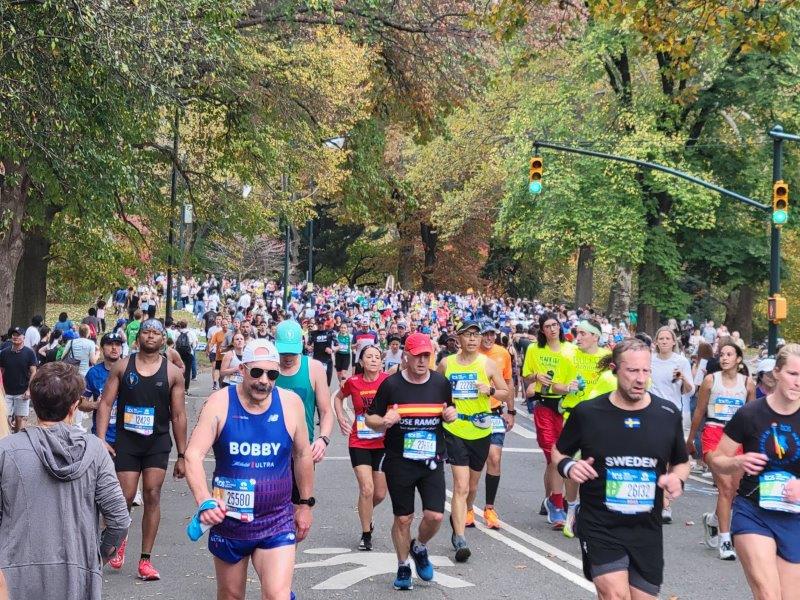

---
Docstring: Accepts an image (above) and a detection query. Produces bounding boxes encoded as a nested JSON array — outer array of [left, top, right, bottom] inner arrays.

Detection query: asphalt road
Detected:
[[102, 370, 750, 599]]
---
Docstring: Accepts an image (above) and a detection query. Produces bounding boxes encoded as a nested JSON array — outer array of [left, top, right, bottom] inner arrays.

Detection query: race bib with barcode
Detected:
[[212, 476, 256, 522], [356, 415, 383, 440], [450, 372, 478, 400], [123, 406, 155, 436], [605, 468, 656, 514], [403, 431, 436, 461], [712, 396, 745, 421], [759, 471, 800, 513]]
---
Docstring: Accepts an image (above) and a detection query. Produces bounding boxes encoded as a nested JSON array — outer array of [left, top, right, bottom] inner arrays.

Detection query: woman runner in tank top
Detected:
[[687, 340, 755, 560], [333, 345, 388, 550], [220, 333, 245, 387]]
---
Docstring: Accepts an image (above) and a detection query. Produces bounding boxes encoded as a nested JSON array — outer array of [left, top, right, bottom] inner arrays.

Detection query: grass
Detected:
[[45, 302, 196, 328]]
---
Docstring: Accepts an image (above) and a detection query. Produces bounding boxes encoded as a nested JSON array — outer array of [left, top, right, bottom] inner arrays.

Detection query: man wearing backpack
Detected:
[[174, 320, 196, 394]]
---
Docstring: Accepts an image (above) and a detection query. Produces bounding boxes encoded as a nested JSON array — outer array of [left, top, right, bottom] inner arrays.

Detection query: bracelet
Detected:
[[557, 457, 577, 479], [177, 453, 185, 459], [320, 435, 330, 446]]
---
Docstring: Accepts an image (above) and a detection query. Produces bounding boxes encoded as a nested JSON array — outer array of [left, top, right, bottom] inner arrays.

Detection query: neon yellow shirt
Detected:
[[442, 353, 492, 440], [521, 342, 574, 397], [589, 369, 618, 398], [562, 347, 611, 411]]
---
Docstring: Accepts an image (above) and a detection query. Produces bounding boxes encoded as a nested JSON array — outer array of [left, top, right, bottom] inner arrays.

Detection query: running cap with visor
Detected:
[[757, 358, 776, 374], [242, 340, 280, 364], [457, 320, 481, 334], [480, 321, 497, 334], [404, 332, 433, 356], [100, 332, 125, 346], [275, 320, 303, 354]]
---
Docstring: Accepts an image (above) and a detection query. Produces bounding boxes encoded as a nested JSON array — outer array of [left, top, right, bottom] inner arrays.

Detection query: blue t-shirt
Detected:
[[83, 362, 117, 444]]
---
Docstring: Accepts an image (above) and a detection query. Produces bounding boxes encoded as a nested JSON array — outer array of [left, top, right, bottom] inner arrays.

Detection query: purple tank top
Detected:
[[211, 385, 294, 540]]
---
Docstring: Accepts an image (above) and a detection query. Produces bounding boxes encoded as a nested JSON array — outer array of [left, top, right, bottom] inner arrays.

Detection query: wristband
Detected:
[[177, 453, 185, 459], [557, 457, 577, 479], [320, 435, 330, 446]]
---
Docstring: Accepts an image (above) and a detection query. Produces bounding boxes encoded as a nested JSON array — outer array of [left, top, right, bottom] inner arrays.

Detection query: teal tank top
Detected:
[[276, 355, 316, 442]]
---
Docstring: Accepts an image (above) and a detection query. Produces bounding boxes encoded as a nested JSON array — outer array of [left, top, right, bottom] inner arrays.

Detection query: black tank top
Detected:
[[117, 352, 172, 449]]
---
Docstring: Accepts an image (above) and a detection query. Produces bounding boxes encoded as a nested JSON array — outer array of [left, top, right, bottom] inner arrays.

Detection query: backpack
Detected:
[[175, 331, 191, 352], [87, 322, 97, 340]]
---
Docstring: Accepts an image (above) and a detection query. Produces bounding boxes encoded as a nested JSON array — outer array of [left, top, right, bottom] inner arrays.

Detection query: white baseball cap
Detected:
[[241, 340, 280, 364]]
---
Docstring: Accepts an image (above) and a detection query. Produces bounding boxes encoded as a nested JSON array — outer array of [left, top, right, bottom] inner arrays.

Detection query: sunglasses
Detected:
[[247, 367, 280, 381]]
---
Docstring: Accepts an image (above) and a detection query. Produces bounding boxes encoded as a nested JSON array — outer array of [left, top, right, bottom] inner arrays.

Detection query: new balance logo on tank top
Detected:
[[211, 385, 294, 540]]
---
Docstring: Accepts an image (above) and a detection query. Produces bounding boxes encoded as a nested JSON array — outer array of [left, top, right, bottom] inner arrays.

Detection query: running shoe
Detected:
[[539, 499, 547, 516], [484, 507, 501, 530], [108, 537, 127, 570], [409, 539, 434, 581], [359, 533, 373, 551], [393, 564, 413, 590], [702, 512, 719, 549], [133, 489, 143, 507], [137, 558, 161, 581], [451, 534, 471, 563], [661, 507, 673, 524], [718, 539, 737, 561], [545, 499, 566, 530], [465, 508, 476, 528]]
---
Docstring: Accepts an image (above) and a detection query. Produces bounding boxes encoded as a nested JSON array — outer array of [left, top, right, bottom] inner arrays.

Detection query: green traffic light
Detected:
[[528, 181, 542, 195], [773, 209, 788, 225]]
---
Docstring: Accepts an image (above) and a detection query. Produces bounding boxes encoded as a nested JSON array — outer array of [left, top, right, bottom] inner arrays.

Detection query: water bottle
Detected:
[[187, 499, 220, 541], [576, 375, 586, 392], [544, 370, 555, 395]]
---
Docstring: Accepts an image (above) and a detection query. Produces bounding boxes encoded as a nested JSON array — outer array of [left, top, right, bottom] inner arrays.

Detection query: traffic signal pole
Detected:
[[534, 127, 797, 356]]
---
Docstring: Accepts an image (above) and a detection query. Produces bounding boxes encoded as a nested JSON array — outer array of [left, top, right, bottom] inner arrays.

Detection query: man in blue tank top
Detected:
[[185, 340, 315, 600]]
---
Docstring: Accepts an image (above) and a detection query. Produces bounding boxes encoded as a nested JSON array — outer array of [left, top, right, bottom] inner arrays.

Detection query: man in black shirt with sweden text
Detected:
[[553, 338, 689, 600]]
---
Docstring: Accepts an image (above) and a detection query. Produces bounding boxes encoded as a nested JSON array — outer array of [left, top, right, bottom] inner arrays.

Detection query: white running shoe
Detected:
[[703, 512, 719, 548], [718, 539, 737, 561], [661, 507, 673, 524], [133, 489, 143, 507]]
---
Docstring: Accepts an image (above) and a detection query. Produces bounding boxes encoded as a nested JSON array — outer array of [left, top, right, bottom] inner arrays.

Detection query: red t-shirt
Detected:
[[343, 372, 389, 449]]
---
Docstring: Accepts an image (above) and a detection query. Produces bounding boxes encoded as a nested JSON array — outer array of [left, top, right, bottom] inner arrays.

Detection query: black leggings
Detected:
[[179, 350, 193, 391]]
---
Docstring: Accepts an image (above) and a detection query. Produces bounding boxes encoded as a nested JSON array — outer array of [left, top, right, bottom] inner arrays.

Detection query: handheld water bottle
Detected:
[[544, 370, 555, 395], [576, 375, 586, 392], [187, 499, 221, 542]]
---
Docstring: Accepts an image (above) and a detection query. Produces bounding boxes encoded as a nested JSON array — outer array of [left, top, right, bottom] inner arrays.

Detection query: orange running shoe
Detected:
[[138, 558, 161, 581], [108, 537, 127, 570], [484, 507, 501, 530], [465, 509, 475, 528]]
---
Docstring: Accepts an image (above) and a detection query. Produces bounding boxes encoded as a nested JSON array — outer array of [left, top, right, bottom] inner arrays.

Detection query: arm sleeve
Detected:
[[95, 447, 131, 556], [555, 408, 582, 456], [367, 378, 390, 417], [723, 405, 748, 444]]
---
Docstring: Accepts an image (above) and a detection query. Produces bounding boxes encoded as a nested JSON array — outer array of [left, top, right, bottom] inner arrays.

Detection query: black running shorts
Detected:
[[349, 447, 385, 470], [381, 455, 445, 516], [444, 431, 491, 472], [579, 533, 663, 596]]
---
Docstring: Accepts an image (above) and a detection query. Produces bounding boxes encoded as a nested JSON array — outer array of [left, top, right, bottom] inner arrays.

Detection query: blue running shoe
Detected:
[[409, 539, 434, 581], [394, 564, 413, 590], [545, 499, 566, 530]]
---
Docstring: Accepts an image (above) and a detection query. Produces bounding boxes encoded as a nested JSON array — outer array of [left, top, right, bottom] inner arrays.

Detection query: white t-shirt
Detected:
[[65, 338, 96, 376], [24, 326, 41, 349], [650, 352, 694, 410]]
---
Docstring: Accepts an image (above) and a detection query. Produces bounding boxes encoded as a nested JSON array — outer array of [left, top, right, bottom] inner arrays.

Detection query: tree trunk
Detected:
[[607, 263, 633, 323], [11, 226, 51, 327], [724, 284, 755, 344], [289, 223, 301, 283], [574, 245, 594, 308], [396, 218, 415, 290], [0, 161, 31, 332], [420, 222, 438, 292], [637, 302, 661, 336]]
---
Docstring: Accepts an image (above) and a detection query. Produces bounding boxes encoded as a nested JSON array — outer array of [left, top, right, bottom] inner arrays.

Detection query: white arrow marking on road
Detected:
[[295, 548, 474, 589]]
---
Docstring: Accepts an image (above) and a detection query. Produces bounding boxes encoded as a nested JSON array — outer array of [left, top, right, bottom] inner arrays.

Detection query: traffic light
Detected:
[[773, 180, 789, 225], [768, 294, 788, 323], [528, 156, 543, 195]]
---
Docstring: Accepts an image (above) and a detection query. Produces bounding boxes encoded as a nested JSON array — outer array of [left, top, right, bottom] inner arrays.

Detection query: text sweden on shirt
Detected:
[[605, 456, 657, 468]]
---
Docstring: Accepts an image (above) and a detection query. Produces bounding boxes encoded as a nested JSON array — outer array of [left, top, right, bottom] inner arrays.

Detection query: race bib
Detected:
[[450, 372, 478, 399], [356, 415, 383, 440], [759, 471, 800, 513], [605, 468, 656, 514], [712, 396, 745, 421], [123, 406, 155, 436], [228, 373, 244, 385], [403, 431, 436, 461], [212, 476, 256, 522], [490, 414, 506, 434]]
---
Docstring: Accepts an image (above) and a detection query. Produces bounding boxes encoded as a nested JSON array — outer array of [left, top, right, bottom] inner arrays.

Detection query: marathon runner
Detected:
[[310, 317, 336, 385], [560, 319, 611, 538], [275, 320, 334, 500], [80, 331, 124, 446], [384, 335, 403, 371], [687, 340, 755, 560], [553, 338, 690, 600], [365, 332, 457, 590], [333, 345, 389, 550], [476, 321, 515, 529], [96, 319, 188, 581], [437, 320, 509, 561], [707, 343, 800, 598], [334, 323, 352, 383], [522, 312, 575, 528], [184, 340, 314, 600]]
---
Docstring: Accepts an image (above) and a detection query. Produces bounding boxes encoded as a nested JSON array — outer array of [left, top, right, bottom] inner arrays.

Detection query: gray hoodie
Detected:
[[0, 423, 129, 600]]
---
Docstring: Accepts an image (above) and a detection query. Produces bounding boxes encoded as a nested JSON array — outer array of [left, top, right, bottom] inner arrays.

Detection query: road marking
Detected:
[[295, 548, 473, 589], [688, 474, 715, 486], [444, 497, 595, 595], [511, 424, 537, 439], [502, 447, 541, 454]]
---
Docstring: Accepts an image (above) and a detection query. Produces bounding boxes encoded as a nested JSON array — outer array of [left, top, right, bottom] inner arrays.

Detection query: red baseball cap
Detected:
[[404, 332, 433, 355]]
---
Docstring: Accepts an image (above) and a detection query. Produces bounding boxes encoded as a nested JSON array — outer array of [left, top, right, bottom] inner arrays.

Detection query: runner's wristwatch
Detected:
[[297, 497, 316, 507]]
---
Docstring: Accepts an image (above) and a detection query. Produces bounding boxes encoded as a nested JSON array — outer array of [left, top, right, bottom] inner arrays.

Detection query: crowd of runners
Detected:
[[0, 274, 797, 600]]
